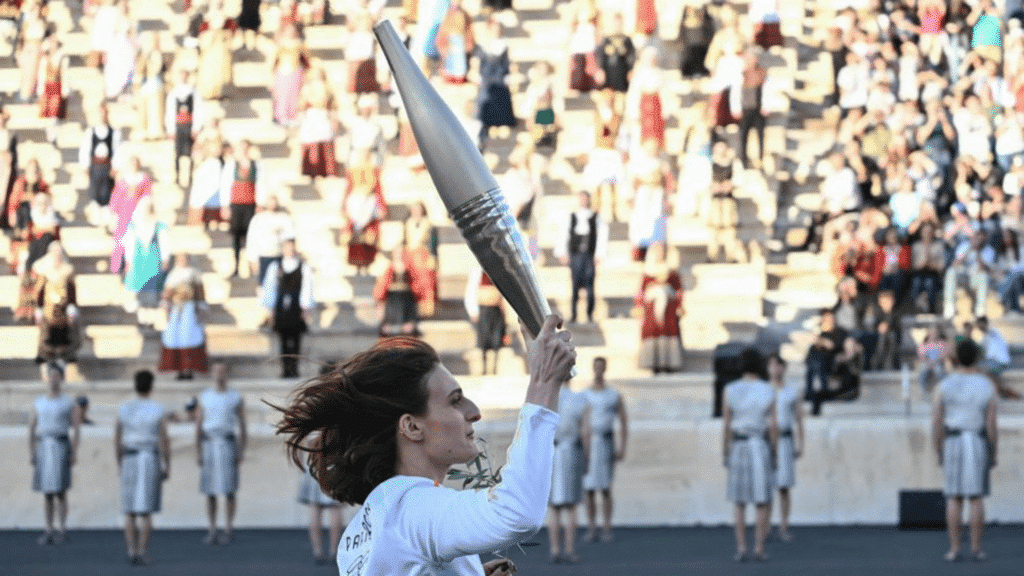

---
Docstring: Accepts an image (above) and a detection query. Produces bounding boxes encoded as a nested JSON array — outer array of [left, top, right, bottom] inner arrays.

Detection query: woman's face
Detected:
[[419, 365, 481, 467]]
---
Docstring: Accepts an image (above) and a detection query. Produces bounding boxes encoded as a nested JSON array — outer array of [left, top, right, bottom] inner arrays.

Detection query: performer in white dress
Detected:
[[115, 370, 170, 566], [547, 378, 589, 564], [581, 357, 628, 544], [276, 315, 575, 576], [769, 354, 803, 542], [196, 363, 247, 546], [29, 363, 82, 546], [722, 348, 777, 563], [932, 339, 998, 562]]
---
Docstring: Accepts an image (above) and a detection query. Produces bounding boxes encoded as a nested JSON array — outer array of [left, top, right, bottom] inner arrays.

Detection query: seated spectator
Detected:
[[918, 324, 949, 395], [910, 221, 945, 313], [804, 309, 847, 408], [871, 227, 910, 298], [976, 316, 1021, 399], [943, 206, 991, 319], [867, 290, 902, 371]]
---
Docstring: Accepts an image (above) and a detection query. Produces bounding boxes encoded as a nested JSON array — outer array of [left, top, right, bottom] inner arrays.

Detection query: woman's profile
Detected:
[[277, 315, 575, 575]]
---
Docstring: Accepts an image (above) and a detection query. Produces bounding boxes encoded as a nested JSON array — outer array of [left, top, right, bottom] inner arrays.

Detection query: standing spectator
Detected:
[[636, 243, 684, 374], [164, 68, 204, 189], [373, 244, 422, 337], [33, 243, 81, 369], [676, 102, 713, 218], [436, 0, 474, 83], [28, 363, 82, 546], [260, 238, 315, 378], [555, 191, 609, 325], [103, 3, 136, 101], [868, 290, 901, 371], [677, 4, 714, 78], [78, 104, 120, 210], [976, 316, 1020, 399], [16, 0, 46, 103], [6, 158, 49, 269], [871, 228, 911, 298], [722, 348, 776, 563], [750, 0, 782, 50], [245, 195, 294, 286], [237, 0, 261, 51], [196, 7, 233, 100], [123, 198, 170, 325], [464, 266, 506, 375], [706, 140, 742, 263], [582, 91, 624, 220], [581, 356, 627, 545], [271, 23, 308, 126], [547, 376, 589, 565], [108, 155, 153, 275], [345, 9, 380, 95], [627, 138, 674, 261], [919, 324, 950, 396], [297, 65, 338, 180], [769, 354, 803, 543], [474, 19, 516, 148], [403, 202, 439, 317], [737, 52, 767, 169], [624, 46, 667, 151], [911, 222, 945, 313], [523, 62, 561, 152], [159, 254, 209, 380], [943, 231, 992, 320], [836, 51, 870, 116], [341, 179, 382, 275], [196, 363, 247, 546], [0, 109, 18, 231], [804, 308, 847, 409], [37, 37, 67, 145], [15, 192, 60, 323], [134, 32, 165, 141], [220, 140, 266, 278], [115, 370, 170, 566], [596, 13, 635, 114], [187, 138, 226, 228], [566, 3, 599, 93], [931, 339, 998, 562]]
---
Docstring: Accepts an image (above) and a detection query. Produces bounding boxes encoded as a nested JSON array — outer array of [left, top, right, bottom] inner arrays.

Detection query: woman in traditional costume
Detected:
[[271, 23, 308, 126], [435, 0, 474, 83], [15, 191, 60, 323], [196, 6, 234, 100], [159, 254, 210, 380], [403, 202, 439, 317], [37, 38, 67, 144], [297, 65, 338, 179], [122, 197, 169, 324], [635, 242, 684, 373], [108, 155, 152, 275], [33, 243, 81, 368]]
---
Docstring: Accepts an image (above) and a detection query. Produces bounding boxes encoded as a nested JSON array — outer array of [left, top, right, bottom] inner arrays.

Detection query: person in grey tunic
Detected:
[[115, 370, 170, 566], [195, 362, 247, 546], [547, 379, 590, 564], [581, 357, 628, 544], [768, 354, 803, 543], [931, 339, 998, 562], [722, 348, 777, 562], [28, 363, 82, 546]]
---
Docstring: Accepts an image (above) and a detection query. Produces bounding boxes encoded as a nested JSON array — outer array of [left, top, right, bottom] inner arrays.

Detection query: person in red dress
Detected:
[[635, 242, 684, 374], [37, 37, 67, 145], [219, 140, 264, 277]]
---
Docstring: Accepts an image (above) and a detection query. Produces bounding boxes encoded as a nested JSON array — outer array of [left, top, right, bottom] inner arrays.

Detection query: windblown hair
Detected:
[[276, 337, 438, 505]]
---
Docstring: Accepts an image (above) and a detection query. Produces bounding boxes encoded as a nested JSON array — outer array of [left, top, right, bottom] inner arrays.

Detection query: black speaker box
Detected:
[[899, 490, 946, 530]]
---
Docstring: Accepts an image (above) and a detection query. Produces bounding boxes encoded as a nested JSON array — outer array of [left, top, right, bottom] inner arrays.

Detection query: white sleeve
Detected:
[[164, 90, 176, 137], [193, 92, 205, 133], [244, 214, 262, 263], [464, 267, 481, 318], [78, 130, 91, 167], [157, 226, 170, 266], [553, 215, 571, 261], [595, 215, 609, 261], [220, 160, 234, 207], [261, 261, 280, 310], [300, 263, 315, 310], [255, 161, 268, 206], [397, 403, 559, 562]]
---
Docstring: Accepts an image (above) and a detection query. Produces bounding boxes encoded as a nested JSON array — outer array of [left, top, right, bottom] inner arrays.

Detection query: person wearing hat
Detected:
[[260, 237, 314, 378]]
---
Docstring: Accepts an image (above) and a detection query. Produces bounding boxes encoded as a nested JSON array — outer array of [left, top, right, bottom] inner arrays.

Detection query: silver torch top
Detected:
[[374, 19, 554, 339]]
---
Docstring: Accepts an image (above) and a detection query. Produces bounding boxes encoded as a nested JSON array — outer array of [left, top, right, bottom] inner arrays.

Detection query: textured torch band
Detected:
[[451, 188, 552, 339]]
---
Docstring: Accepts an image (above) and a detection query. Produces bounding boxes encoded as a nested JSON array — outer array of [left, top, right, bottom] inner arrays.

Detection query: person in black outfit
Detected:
[[165, 68, 202, 189], [78, 104, 118, 209], [237, 0, 262, 51], [556, 191, 608, 324], [596, 13, 635, 113], [678, 5, 714, 78], [737, 53, 766, 169], [261, 238, 313, 378], [805, 309, 848, 414]]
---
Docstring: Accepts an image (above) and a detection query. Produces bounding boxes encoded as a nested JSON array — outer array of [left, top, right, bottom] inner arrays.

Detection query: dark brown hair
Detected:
[[276, 337, 437, 505]]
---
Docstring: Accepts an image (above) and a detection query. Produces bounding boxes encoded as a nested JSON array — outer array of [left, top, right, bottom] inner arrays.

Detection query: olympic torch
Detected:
[[374, 20, 553, 339]]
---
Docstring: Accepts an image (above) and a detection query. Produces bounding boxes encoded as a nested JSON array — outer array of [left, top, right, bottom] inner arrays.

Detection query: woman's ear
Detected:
[[397, 413, 425, 442]]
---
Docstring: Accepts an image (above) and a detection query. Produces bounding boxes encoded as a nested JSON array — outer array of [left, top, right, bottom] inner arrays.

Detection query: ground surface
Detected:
[[6, 525, 1023, 576]]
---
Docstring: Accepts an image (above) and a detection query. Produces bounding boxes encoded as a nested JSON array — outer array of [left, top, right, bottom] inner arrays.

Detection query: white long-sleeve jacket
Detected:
[[337, 403, 558, 575]]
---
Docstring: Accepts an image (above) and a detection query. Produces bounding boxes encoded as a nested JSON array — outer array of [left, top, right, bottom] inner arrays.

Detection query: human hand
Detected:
[[528, 314, 575, 384], [483, 558, 516, 576]]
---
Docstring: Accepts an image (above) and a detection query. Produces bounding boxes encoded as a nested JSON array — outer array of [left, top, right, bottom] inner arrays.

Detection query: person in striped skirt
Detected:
[[931, 339, 998, 562], [722, 348, 778, 562], [195, 363, 247, 546], [582, 356, 628, 544], [768, 354, 803, 542], [28, 363, 82, 546], [115, 370, 171, 566]]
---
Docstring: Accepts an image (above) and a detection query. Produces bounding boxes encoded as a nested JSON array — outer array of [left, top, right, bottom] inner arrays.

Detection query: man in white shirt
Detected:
[[555, 191, 609, 324], [836, 52, 869, 114], [1002, 155, 1024, 198], [164, 68, 204, 189], [976, 316, 1020, 398], [77, 103, 120, 208], [245, 195, 295, 286]]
